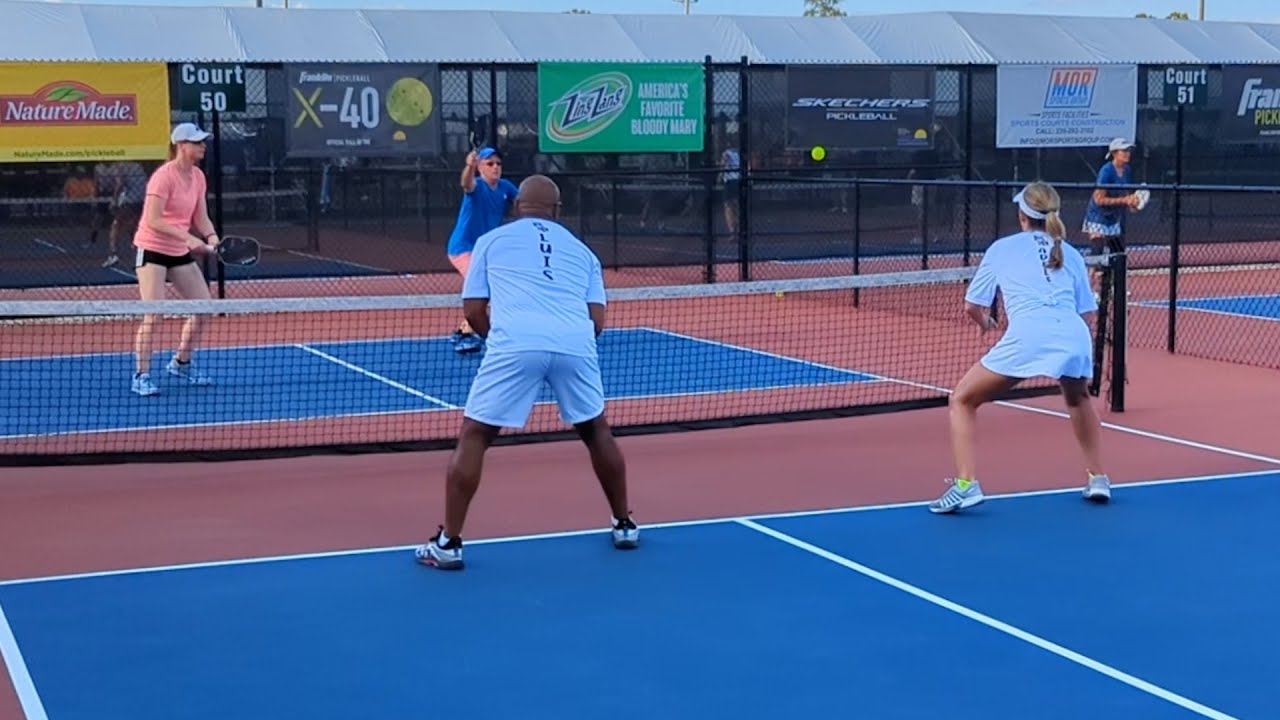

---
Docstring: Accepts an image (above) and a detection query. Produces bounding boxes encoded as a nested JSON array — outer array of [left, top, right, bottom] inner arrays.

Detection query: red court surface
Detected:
[[1, 339, 1278, 719]]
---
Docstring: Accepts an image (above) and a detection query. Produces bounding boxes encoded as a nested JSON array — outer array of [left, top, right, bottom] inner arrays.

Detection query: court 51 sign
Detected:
[[538, 62, 705, 153], [176, 63, 246, 113], [1163, 66, 1208, 107]]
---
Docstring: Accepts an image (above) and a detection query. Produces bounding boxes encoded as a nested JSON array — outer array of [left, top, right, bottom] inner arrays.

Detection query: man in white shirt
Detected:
[[415, 175, 639, 571]]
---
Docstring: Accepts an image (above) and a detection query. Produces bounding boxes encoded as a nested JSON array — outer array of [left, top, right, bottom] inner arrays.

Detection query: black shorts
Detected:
[[135, 248, 196, 269], [1089, 234, 1125, 256], [723, 179, 741, 203]]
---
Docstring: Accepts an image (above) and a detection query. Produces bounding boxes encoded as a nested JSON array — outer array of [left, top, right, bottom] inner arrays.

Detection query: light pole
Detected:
[[1199, 0, 1205, 20], [673, 0, 697, 14]]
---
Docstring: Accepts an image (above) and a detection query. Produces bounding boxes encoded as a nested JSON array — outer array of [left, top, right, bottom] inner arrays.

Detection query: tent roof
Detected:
[[1, 1, 1277, 65]]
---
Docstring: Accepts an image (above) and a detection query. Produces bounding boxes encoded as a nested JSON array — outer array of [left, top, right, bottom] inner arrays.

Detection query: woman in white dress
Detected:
[[930, 181, 1111, 514]]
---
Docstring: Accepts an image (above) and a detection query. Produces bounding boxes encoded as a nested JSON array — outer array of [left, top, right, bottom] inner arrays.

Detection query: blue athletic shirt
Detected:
[[461, 217, 605, 358], [447, 178, 518, 257], [1084, 162, 1132, 229]]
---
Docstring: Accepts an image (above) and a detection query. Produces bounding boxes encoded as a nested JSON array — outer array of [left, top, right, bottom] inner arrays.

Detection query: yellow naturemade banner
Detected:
[[0, 62, 171, 163]]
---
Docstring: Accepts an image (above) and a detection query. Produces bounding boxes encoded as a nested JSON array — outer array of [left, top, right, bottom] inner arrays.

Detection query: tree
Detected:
[[803, 0, 847, 17], [565, 8, 590, 12], [1135, 11, 1191, 18]]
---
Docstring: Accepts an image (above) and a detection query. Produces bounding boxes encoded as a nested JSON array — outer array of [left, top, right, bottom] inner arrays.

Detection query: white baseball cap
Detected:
[[171, 122, 211, 144], [1106, 138, 1135, 157]]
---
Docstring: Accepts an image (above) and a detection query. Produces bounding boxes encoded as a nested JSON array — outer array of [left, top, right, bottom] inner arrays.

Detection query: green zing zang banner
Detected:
[[537, 63, 705, 153]]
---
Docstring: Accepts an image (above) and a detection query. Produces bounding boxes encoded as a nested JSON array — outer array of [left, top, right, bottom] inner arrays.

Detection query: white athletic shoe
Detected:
[[929, 478, 985, 514], [1083, 473, 1112, 503]]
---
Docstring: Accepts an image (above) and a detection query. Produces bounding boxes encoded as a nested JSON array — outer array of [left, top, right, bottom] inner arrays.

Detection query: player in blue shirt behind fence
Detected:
[[1082, 138, 1143, 293], [446, 146, 518, 354]]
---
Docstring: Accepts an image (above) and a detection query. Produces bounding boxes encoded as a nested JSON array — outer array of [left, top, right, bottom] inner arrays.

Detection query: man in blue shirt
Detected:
[[1082, 138, 1142, 289], [447, 146, 518, 353], [415, 174, 639, 570]]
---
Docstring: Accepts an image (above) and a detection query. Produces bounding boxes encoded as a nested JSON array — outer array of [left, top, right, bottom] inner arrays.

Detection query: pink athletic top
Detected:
[[133, 162, 207, 256]]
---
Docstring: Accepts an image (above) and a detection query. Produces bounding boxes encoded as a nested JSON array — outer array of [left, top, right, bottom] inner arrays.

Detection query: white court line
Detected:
[[292, 343, 459, 409], [735, 518, 1240, 720], [1132, 301, 1280, 324], [272, 246, 396, 275], [646, 322, 1280, 468], [0, 602, 48, 720], [1, 467, 1275, 588], [0, 470, 1273, 720], [638, 326, 881, 382]]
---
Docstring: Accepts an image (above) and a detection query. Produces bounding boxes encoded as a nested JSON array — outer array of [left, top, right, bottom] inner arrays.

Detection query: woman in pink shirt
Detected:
[[129, 123, 222, 397]]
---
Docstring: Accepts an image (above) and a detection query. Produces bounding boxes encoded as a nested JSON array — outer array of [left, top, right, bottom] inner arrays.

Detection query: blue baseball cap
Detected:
[[476, 147, 501, 160]]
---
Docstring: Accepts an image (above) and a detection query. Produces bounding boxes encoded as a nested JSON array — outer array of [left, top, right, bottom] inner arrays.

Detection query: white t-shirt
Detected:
[[461, 217, 605, 357], [964, 230, 1097, 325]]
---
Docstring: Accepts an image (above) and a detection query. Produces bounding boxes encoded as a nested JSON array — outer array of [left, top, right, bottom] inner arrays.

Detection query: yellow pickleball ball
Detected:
[[386, 77, 434, 127], [810, 145, 826, 162]]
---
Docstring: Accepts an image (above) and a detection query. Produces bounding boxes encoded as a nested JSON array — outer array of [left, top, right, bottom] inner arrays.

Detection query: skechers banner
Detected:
[[1219, 66, 1280, 143], [784, 66, 935, 150], [0, 62, 170, 163], [995, 65, 1137, 148], [537, 63, 705, 153]]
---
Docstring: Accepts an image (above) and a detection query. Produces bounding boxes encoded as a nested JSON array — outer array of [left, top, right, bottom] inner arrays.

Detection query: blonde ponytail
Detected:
[[1045, 210, 1066, 270]]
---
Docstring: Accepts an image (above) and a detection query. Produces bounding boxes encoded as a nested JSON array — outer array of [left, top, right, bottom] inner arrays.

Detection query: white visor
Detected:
[[1012, 190, 1047, 220]]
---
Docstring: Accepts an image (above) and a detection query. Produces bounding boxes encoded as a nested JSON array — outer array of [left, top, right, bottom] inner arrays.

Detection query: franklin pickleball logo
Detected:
[[1237, 77, 1280, 130], [0, 81, 137, 126], [545, 71, 631, 144], [1043, 67, 1099, 110]]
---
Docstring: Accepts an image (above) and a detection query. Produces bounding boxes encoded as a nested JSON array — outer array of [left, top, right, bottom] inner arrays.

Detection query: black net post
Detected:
[[1109, 251, 1128, 413], [702, 54, 716, 284], [737, 55, 750, 282]]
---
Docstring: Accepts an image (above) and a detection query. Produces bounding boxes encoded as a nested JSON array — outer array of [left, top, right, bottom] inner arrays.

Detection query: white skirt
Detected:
[[981, 314, 1094, 380]]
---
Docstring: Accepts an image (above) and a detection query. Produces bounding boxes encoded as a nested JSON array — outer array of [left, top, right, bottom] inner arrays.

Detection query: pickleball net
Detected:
[[0, 254, 1125, 464]]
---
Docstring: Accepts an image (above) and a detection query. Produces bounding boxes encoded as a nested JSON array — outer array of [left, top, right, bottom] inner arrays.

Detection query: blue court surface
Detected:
[[0, 327, 876, 438], [1137, 293, 1280, 321], [1, 469, 1275, 719]]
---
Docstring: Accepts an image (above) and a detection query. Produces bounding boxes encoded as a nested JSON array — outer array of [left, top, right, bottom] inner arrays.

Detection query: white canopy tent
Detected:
[[0, 1, 1277, 65]]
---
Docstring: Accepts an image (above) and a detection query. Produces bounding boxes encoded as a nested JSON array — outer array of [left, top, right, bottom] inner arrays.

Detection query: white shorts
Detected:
[[464, 350, 605, 429]]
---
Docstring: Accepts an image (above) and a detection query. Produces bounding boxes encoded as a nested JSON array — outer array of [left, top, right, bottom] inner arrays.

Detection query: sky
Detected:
[[34, 0, 1279, 23]]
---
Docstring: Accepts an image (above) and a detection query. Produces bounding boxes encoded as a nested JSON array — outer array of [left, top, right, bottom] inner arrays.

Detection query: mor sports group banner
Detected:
[[538, 63, 705, 153], [284, 63, 442, 158], [995, 65, 1138, 149], [784, 66, 935, 151], [1219, 65, 1280, 144], [0, 62, 170, 163]]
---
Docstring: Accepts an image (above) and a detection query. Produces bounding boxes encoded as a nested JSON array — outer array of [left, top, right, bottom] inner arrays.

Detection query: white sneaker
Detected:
[[166, 357, 213, 386], [1083, 473, 1112, 503], [414, 527, 463, 570], [929, 478, 985, 514], [611, 516, 640, 549], [131, 372, 159, 396]]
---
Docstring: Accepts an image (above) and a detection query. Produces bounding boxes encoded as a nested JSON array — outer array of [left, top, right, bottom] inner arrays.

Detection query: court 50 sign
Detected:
[[538, 63, 705, 153], [177, 63, 246, 113]]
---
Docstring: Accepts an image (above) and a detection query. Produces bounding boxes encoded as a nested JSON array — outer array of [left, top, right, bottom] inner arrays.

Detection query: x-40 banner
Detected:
[[537, 63, 705, 153]]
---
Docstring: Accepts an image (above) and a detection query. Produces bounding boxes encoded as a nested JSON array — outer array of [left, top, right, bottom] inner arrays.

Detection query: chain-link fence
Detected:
[[2, 60, 1277, 371]]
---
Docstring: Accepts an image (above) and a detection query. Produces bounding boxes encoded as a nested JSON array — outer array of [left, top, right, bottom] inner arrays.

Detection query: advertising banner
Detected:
[[1219, 66, 1280, 143], [784, 66, 935, 150], [285, 63, 442, 157], [0, 62, 170, 163], [995, 65, 1138, 148], [538, 63, 705, 153]]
